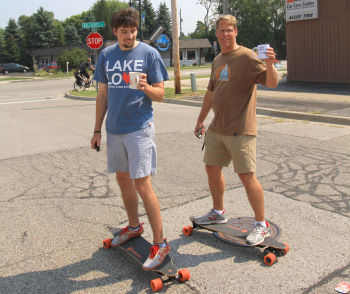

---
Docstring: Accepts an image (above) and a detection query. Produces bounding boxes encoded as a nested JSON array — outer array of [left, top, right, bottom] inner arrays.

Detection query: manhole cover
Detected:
[[214, 217, 281, 247]]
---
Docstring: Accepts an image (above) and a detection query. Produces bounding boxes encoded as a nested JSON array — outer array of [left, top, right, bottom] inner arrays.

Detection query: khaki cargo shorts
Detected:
[[203, 128, 256, 173]]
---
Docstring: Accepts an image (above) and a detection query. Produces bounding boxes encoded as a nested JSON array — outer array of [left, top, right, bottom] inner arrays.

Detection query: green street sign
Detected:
[[82, 21, 105, 29]]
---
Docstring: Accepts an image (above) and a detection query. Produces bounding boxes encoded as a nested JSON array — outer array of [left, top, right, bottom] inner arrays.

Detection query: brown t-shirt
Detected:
[[207, 46, 267, 136]]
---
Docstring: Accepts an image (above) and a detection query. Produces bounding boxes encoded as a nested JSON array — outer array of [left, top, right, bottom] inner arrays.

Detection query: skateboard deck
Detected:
[[183, 217, 289, 266], [187, 216, 250, 237], [103, 233, 190, 292]]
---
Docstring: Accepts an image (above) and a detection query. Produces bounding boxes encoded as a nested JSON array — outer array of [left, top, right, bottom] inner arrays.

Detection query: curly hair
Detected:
[[111, 7, 139, 30]]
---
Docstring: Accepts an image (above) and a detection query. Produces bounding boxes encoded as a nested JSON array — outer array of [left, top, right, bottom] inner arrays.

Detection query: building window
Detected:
[[187, 49, 196, 60], [39, 57, 51, 68], [180, 50, 183, 60]]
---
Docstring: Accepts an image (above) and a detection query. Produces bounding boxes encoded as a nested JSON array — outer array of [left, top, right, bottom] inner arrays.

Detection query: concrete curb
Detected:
[[164, 98, 350, 126], [64, 93, 350, 126], [256, 107, 350, 126], [64, 92, 96, 101]]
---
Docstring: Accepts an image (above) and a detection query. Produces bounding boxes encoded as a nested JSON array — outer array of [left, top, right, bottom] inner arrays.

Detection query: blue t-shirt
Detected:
[[94, 42, 169, 134]]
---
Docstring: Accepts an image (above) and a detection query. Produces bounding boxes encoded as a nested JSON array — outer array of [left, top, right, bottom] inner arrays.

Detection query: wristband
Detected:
[[94, 130, 101, 134]]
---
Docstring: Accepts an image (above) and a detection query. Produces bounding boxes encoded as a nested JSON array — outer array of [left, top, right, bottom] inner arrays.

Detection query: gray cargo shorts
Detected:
[[107, 122, 157, 179]]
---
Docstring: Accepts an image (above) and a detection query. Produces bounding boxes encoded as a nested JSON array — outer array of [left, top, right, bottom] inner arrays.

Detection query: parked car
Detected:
[[41, 62, 60, 71], [0, 63, 29, 74]]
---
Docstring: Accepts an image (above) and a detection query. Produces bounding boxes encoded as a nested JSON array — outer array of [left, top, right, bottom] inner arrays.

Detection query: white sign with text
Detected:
[[286, 0, 318, 22]]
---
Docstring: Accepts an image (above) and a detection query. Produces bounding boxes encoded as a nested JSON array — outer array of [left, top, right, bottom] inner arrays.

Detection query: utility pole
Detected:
[[223, 0, 228, 14], [171, 0, 181, 94]]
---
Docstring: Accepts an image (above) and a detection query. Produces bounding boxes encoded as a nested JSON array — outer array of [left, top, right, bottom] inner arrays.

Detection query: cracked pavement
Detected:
[[0, 89, 349, 293]]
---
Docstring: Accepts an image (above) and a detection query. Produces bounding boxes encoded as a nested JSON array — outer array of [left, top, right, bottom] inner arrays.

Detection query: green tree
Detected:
[[127, 0, 146, 40], [31, 7, 57, 48], [141, 0, 157, 39], [0, 28, 5, 63], [64, 24, 82, 45], [197, 0, 217, 37], [53, 21, 65, 47], [199, 0, 286, 58], [18, 15, 36, 65], [156, 2, 172, 35], [2, 19, 21, 63], [57, 47, 88, 70], [90, 0, 127, 41], [63, 14, 87, 44], [268, 0, 286, 58], [226, 0, 286, 58], [189, 21, 207, 39]]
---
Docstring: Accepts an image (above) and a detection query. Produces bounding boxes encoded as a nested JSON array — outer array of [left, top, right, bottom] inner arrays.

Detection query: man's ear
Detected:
[[112, 27, 118, 37]]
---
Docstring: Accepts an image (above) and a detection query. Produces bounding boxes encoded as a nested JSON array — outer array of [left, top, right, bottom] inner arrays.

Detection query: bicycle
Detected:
[[73, 71, 96, 91]]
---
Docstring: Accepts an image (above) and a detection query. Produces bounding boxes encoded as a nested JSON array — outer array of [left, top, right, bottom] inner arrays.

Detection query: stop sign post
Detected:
[[86, 32, 103, 50]]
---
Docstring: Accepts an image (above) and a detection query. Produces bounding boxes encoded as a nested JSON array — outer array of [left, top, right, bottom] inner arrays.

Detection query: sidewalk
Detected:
[[164, 77, 350, 126]]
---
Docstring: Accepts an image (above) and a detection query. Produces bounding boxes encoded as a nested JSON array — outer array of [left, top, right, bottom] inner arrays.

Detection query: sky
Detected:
[[1, 0, 206, 34]]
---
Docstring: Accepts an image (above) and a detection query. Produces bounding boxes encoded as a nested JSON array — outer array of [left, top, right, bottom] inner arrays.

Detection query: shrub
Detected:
[[57, 47, 88, 71]]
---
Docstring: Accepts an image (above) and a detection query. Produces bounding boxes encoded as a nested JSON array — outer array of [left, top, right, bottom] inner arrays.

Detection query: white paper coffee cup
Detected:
[[129, 72, 141, 89], [253, 44, 270, 59]]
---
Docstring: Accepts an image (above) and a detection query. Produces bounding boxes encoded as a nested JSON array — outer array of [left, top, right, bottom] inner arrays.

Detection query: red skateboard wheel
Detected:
[[151, 278, 163, 292], [183, 226, 193, 236], [264, 252, 277, 266], [178, 268, 191, 282], [282, 243, 290, 255], [103, 238, 112, 249]]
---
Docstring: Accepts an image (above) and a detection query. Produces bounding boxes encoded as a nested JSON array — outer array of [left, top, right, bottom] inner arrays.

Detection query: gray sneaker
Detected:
[[246, 224, 270, 246], [193, 209, 228, 225]]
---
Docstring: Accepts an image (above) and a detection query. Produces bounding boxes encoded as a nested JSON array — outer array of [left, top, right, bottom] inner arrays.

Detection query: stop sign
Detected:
[[86, 32, 103, 49]]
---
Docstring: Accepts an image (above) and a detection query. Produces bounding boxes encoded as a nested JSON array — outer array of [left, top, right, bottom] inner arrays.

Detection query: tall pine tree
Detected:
[[64, 24, 82, 45], [18, 15, 37, 65], [90, 0, 127, 41], [142, 0, 157, 39], [2, 19, 21, 63], [156, 2, 172, 35], [53, 21, 65, 47], [0, 28, 5, 63], [31, 7, 56, 48]]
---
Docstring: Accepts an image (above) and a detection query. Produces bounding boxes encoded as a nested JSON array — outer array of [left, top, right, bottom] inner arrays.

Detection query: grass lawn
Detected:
[[0, 71, 74, 82], [167, 65, 212, 71], [168, 74, 210, 81], [69, 87, 206, 99], [0, 77, 34, 81]]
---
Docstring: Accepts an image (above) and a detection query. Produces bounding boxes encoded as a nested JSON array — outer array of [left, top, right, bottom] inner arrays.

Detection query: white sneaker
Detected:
[[246, 223, 271, 246]]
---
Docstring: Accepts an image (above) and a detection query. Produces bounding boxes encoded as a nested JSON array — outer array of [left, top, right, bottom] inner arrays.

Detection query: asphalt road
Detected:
[[0, 78, 349, 293]]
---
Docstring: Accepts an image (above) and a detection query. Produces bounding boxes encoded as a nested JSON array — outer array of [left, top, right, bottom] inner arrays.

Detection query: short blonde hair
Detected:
[[216, 15, 237, 30]]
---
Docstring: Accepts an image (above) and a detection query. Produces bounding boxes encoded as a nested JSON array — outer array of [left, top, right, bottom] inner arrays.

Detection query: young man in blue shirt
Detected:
[[91, 7, 169, 270]]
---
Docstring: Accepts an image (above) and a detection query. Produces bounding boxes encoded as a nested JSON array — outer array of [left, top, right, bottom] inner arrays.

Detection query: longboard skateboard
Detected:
[[183, 217, 289, 266], [103, 234, 190, 292]]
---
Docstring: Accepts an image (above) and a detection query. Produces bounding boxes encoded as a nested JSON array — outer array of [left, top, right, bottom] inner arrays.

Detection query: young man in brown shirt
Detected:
[[193, 15, 279, 245]]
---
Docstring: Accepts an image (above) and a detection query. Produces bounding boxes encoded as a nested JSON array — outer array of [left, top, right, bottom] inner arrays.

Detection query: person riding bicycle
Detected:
[[79, 58, 95, 84]]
